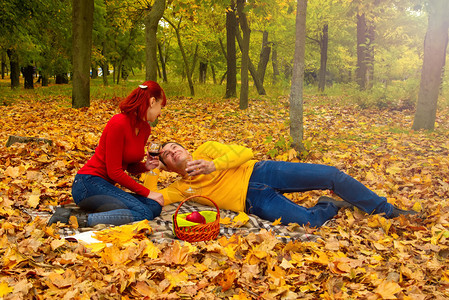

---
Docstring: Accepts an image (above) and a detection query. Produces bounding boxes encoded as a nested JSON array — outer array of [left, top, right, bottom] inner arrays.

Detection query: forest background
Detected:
[[1, 0, 449, 299]]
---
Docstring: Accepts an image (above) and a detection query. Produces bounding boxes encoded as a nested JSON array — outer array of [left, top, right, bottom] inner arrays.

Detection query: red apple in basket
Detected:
[[186, 211, 206, 224]]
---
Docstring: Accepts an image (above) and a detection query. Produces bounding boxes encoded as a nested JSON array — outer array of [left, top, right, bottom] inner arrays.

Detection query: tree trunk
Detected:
[[101, 42, 109, 86], [199, 62, 207, 83], [7, 49, 20, 89], [72, 0, 94, 109], [165, 17, 195, 96], [225, 2, 237, 98], [318, 24, 328, 92], [144, 0, 165, 81], [1, 52, 6, 79], [55, 73, 69, 84], [237, 0, 249, 109], [236, 28, 266, 95], [112, 64, 116, 84], [211, 65, 216, 84], [272, 44, 279, 85], [356, 11, 375, 90], [157, 42, 168, 82], [257, 30, 271, 86], [41, 74, 49, 86], [191, 44, 199, 81], [289, 0, 307, 153], [220, 71, 227, 85], [91, 65, 98, 79], [116, 63, 122, 84], [101, 64, 109, 86], [412, 0, 449, 131], [356, 13, 368, 90], [6, 135, 53, 147], [23, 65, 34, 89]]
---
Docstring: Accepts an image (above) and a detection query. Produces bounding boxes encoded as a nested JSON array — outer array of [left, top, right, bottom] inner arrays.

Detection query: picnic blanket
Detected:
[[27, 202, 319, 244]]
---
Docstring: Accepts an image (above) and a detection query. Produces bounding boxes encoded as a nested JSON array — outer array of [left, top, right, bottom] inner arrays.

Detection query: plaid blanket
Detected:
[[28, 202, 319, 244]]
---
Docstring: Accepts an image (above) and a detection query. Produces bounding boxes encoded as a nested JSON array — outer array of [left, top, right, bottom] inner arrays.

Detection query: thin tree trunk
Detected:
[[1, 52, 6, 79], [236, 28, 266, 95], [101, 64, 109, 86], [211, 65, 216, 84], [101, 41, 109, 86], [112, 64, 116, 84], [412, 0, 449, 130], [356, 6, 375, 90], [164, 16, 195, 96], [91, 65, 98, 79], [289, 0, 307, 153], [199, 62, 207, 83], [272, 43, 279, 85], [157, 42, 168, 82], [356, 13, 368, 90], [225, 2, 237, 98], [191, 44, 199, 82], [116, 63, 122, 84], [318, 24, 328, 92], [237, 0, 249, 109], [257, 30, 271, 86]]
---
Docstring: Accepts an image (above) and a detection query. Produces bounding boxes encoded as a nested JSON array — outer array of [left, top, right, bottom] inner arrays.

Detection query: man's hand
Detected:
[[147, 191, 164, 206], [186, 159, 216, 176]]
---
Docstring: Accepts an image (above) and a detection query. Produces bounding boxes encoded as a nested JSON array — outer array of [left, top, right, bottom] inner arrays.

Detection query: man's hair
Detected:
[[159, 142, 184, 166]]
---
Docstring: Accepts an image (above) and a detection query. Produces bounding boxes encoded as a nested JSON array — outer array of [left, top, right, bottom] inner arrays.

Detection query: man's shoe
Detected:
[[47, 207, 89, 227], [389, 206, 418, 218], [317, 196, 354, 210]]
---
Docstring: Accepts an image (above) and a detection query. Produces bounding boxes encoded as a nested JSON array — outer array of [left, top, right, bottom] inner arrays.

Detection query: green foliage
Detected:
[[0, 0, 447, 113], [333, 81, 419, 110], [264, 135, 292, 158]]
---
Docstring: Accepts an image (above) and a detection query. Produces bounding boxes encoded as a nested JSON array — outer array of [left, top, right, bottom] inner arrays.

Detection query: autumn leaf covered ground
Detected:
[[1, 83, 449, 299]]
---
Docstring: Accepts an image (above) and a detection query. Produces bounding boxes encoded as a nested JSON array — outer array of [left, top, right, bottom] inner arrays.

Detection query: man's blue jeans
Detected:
[[72, 174, 162, 226], [245, 161, 394, 227]]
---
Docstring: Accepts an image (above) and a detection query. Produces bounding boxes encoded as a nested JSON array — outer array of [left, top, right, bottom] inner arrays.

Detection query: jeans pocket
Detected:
[[71, 175, 88, 204]]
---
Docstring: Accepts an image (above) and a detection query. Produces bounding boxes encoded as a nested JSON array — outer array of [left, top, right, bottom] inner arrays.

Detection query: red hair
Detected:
[[119, 81, 167, 126]]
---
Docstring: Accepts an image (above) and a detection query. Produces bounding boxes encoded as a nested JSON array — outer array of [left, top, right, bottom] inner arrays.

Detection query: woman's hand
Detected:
[[145, 154, 160, 171], [185, 159, 216, 176], [147, 191, 164, 206]]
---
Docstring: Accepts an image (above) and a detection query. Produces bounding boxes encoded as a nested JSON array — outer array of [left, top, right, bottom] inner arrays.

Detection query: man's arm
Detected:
[[142, 171, 185, 206], [186, 141, 254, 176], [198, 141, 253, 170]]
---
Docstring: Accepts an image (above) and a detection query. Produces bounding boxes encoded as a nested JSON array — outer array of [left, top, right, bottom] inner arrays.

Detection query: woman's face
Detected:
[[145, 97, 163, 123]]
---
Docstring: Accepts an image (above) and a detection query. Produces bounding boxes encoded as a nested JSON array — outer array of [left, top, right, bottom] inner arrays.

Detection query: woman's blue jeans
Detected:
[[71, 174, 162, 226], [245, 161, 394, 227]]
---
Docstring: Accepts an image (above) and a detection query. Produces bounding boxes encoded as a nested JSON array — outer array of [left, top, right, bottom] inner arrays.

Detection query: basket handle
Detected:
[[173, 195, 220, 224]]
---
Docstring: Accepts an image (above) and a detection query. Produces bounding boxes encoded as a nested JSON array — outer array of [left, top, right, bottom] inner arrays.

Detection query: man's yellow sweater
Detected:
[[143, 141, 257, 211]]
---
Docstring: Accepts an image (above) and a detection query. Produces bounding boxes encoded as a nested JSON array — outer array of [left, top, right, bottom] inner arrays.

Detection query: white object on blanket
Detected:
[[65, 231, 101, 244]]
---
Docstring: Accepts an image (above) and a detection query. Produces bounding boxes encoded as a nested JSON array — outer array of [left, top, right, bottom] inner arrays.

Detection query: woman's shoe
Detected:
[[47, 207, 88, 227]]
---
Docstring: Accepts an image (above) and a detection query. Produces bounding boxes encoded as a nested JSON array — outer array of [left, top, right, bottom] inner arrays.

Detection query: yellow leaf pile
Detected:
[[0, 92, 449, 298]]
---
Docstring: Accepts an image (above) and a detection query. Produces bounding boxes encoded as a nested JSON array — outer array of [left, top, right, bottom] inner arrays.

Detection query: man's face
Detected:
[[160, 143, 190, 174]]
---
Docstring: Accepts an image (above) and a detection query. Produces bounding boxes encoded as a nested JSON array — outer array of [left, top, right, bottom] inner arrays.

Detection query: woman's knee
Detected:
[[132, 202, 162, 221]]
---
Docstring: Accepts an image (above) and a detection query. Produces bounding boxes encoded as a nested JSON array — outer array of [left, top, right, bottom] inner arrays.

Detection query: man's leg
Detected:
[[248, 161, 395, 217], [245, 182, 339, 227]]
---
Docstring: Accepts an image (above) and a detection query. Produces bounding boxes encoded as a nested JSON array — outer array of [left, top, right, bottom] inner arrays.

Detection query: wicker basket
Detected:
[[173, 195, 220, 242]]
